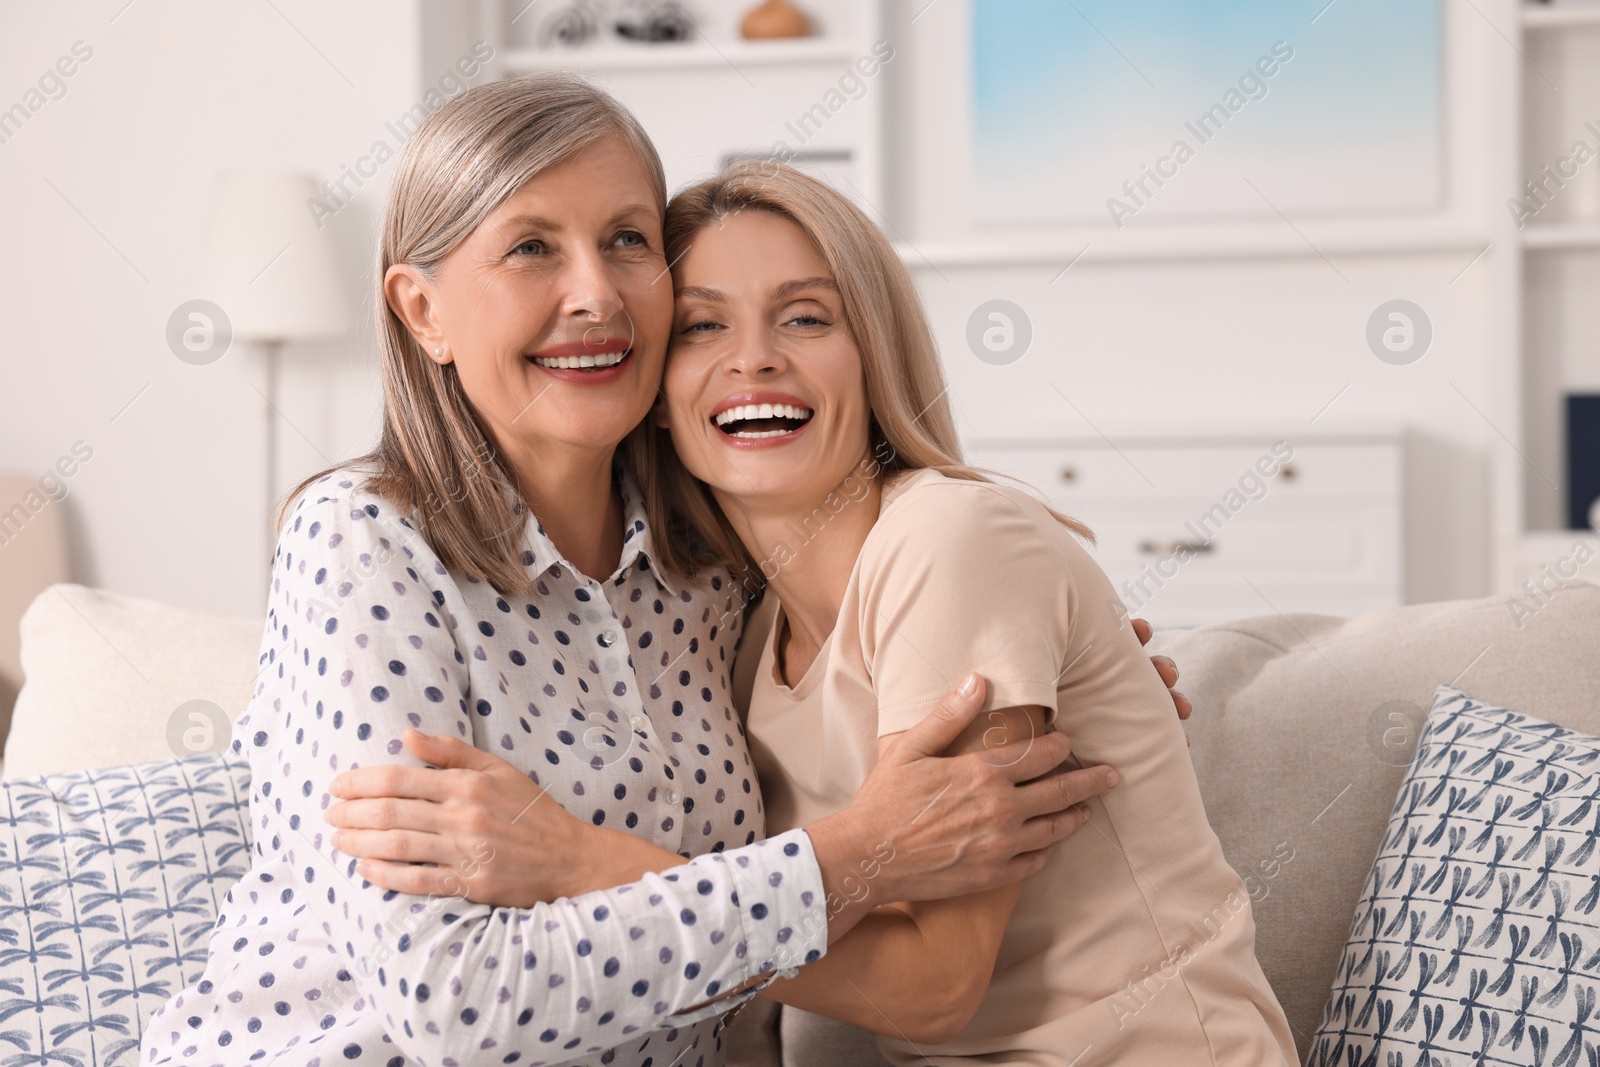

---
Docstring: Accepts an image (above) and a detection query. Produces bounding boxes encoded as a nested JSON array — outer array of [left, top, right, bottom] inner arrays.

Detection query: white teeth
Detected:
[[729, 428, 792, 439], [712, 402, 814, 427], [531, 349, 628, 370]]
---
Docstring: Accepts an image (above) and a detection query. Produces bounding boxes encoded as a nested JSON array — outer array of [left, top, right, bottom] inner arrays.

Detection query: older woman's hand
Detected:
[[1131, 616, 1191, 721], [1131, 616, 1192, 748], [325, 730, 605, 907]]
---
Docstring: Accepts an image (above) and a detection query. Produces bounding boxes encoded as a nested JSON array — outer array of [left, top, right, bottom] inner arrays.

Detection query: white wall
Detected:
[[0, 1, 435, 617]]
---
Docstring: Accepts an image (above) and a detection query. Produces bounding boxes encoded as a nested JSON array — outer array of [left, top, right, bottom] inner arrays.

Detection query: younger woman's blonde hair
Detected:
[[279, 73, 666, 595], [639, 161, 1090, 596]]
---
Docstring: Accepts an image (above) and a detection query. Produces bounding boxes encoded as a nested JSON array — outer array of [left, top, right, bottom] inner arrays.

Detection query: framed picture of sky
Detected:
[[970, 0, 1442, 228]]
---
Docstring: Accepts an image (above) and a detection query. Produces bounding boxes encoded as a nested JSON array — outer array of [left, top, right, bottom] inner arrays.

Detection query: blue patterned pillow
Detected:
[[0, 754, 251, 1066], [1310, 685, 1600, 1067]]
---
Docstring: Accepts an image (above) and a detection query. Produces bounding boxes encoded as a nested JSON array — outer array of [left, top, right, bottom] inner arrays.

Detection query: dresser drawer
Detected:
[[970, 440, 1400, 502], [966, 432, 1404, 626], [1107, 581, 1401, 631], [1082, 505, 1400, 588]]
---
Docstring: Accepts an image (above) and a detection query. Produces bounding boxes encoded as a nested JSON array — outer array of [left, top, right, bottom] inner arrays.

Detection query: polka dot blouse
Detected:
[[140, 465, 828, 1067]]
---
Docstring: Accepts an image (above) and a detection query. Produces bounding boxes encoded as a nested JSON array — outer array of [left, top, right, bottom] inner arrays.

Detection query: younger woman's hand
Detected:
[[325, 730, 599, 907]]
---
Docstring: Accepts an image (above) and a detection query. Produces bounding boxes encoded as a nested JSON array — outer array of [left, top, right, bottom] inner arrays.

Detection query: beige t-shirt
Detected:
[[743, 468, 1298, 1067]]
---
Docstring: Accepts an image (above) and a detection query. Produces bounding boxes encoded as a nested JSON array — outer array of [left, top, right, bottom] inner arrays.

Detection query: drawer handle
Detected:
[[1139, 540, 1214, 556], [1277, 464, 1298, 481], [1059, 466, 1078, 483]]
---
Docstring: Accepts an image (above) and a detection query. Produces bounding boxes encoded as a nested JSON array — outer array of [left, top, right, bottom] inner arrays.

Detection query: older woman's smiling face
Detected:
[[385, 132, 673, 466]]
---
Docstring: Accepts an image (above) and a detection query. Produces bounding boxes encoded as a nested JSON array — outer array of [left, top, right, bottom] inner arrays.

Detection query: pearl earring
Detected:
[[434, 345, 442, 356]]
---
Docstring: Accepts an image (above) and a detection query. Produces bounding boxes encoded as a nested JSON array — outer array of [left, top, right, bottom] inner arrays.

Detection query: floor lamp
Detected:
[[205, 170, 349, 556]]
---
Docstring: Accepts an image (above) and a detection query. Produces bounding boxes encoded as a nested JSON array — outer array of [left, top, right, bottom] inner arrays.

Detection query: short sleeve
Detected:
[[857, 479, 1076, 737]]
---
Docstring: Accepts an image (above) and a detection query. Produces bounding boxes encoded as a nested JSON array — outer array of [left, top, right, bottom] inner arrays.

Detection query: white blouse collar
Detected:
[[520, 463, 682, 597]]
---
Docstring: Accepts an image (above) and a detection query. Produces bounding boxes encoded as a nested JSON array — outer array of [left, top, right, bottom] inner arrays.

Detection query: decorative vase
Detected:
[[537, 1, 600, 48], [614, 0, 693, 43], [741, 0, 810, 39]]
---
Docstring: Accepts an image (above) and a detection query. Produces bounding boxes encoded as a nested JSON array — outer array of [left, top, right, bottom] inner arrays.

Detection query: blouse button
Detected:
[[630, 715, 646, 731], [666, 788, 679, 805], [598, 630, 619, 648]]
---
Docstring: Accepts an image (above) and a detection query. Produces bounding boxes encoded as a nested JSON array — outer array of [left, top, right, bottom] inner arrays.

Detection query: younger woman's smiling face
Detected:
[[660, 209, 874, 512]]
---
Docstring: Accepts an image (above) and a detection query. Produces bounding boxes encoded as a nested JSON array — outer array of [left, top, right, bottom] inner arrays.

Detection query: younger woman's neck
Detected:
[[719, 476, 884, 665]]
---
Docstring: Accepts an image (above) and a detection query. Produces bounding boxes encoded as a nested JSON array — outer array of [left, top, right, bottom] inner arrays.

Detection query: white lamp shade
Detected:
[[204, 170, 350, 342]]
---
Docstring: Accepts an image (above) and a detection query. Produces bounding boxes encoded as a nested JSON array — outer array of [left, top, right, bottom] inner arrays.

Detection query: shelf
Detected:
[[1522, 529, 1600, 550], [1522, 4, 1600, 29], [893, 220, 1492, 268], [968, 423, 1404, 447], [1522, 223, 1600, 248], [1514, 532, 1600, 585], [499, 37, 857, 73]]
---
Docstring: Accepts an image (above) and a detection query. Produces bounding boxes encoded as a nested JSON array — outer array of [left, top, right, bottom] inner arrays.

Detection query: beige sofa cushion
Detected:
[[753, 583, 1600, 1067], [3, 584, 262, 780]]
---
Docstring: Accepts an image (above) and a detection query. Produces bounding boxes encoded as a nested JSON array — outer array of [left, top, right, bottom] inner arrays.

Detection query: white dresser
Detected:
[[965, 429, 1405, 629]]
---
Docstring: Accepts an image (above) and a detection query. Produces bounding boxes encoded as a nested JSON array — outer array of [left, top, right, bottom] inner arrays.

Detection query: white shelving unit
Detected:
[[1522, 4, 1600, 29], [892, 219, 1491, 269], [476, 0, 886, 213], [1491, 2, 1600, 591], [497, 37, 859, 72], [1522, 223, 1600, 249]]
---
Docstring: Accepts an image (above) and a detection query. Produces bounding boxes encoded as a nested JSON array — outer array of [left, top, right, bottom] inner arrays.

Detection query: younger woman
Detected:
[[638, 164, 1300, 1066]]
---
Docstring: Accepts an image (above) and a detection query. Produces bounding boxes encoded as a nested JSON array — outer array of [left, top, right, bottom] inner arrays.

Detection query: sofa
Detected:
[[3, 580, 1597, 1066]]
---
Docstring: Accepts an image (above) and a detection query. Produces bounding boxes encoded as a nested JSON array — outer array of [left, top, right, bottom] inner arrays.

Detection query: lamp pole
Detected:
[[204, 169, 349, 587], [263, 338, 282, 545]]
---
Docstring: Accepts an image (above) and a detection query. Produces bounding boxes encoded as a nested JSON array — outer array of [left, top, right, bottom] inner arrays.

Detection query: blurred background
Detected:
[[3, 0, 1599, 654]]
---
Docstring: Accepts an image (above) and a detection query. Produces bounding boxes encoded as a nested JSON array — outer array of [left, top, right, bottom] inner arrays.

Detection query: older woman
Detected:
[[139, 76, 1139, 1067]]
